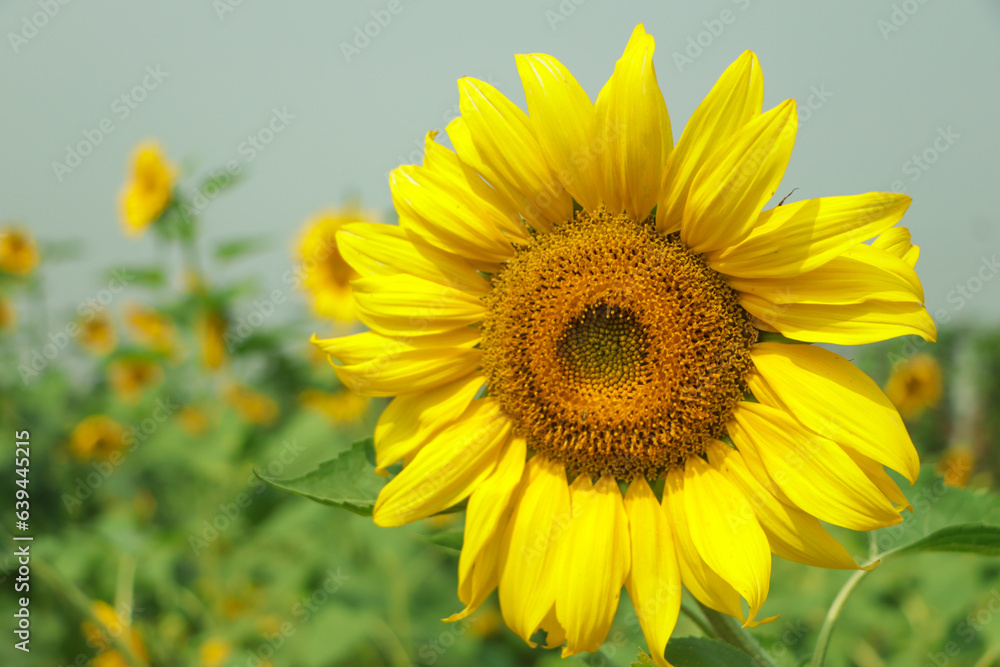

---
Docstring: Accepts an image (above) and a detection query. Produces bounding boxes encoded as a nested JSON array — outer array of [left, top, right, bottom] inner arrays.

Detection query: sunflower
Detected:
[[0, 226, 39, 276], [82, 600, 148, 666], [120, 141, 175, 236], [886, 352, 942, 419], [197, 307, 228, 370], [69, 415, 126, 462], [78, 313, 117, 356], [123, 302, 177, 355], [299, 387, 370, 424], [108, 357, 164, 403], [224, 384, 279, 426], [296, 210, 367, 321], [313, 25, 934, 662], [0, 295, 16, 330]]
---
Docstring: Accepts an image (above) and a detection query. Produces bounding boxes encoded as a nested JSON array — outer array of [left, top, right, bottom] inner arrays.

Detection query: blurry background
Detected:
[[2, 1, 1000, 666]]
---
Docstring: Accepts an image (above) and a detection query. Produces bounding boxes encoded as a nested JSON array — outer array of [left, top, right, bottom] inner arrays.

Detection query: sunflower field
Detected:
[[3, 4, 1000, 667]]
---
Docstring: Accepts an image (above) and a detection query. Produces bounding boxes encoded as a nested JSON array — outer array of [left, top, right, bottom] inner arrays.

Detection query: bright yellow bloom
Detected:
[[123, 302, 176, 355], [314, 26, 934, 663], [299, 387, 369, 424], [297, 210, 366, 321], [78, 313, 117, 356], [120, 141, 175, 235], [886, 352, 942, 419], [108, 358, 164, 403], [225, 384, 279, 426], [0, 226, 39, 276], [198, 308, 228, 369], [0, 295, 16, 330], [83, 601, 148, 665], [69, 415, 126, 462], [199, 637, 233, 667]]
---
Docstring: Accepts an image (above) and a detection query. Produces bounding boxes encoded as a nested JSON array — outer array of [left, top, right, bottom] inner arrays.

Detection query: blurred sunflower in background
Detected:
[[78, 312, 117, 356], [120, 141, 175, 236], [196, 306, 228, 370], [123, 302, 177, 356], [82, 600, 148, 667], [108, 357, 164, 403], [0, 294, 16, 330], [0, 225, 39, 276], [69, 415, 127, 462], [886, 352, 943, 419], [299, 387, 369, 425], [314, 24, 934, 662], [296, 209, 368, 322]]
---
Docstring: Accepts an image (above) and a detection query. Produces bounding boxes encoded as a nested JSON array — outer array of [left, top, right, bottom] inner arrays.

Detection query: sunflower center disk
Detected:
[[482, 209, 758, 480]]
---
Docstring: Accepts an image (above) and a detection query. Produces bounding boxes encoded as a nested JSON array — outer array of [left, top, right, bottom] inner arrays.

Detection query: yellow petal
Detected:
[[373, 399, 511, 527], [682, 456, 771, 626], [458, 77, 573, 231], [516, 53, 602, 212], [740, 293, 937, 345], [333, 346, 481, 397], [595, 24, 672, 220], [624, 478, 681, 667], [498, 456, 571, 646], [707, 193, 911, 278], [555, 475, 630, 656], [448, 436, 528, 621], [729, 243, 924, 306], [337, 221, 491, 295], [681, 99, 797, 253], [390, 165, 515, 267], [420, 131, 531, 245], [873, 225, 920, 267], [311, 328, 480, 367], [729, 402, 902, 531], [842, 447, 912, 512], [351, 273, 486, 337], [705, 441, 861, 571], [657, 50, 763, 234], [749, 342, 919, 483], [373, 373, 485, 475], [663, 470, 744, 620]]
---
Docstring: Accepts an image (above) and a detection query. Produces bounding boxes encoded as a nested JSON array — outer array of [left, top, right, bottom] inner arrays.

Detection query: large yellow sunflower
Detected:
[[313, 25, 934, 663]]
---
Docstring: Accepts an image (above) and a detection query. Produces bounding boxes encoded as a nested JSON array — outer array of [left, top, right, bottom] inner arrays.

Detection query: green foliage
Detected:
[[661, 638, 759, 666], [257, 438, 384, 516]]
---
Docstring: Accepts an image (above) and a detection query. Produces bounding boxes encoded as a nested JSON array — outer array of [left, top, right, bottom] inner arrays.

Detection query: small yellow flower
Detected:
[[78, 313, 117, 356], [120, 141, 175, 235], [299, 387, 369, 424], [225, 385, 279, 426], [198, 308, 228, 370], [124, 302, 176, 355], [82, 600, 148, 662], [199, 637, 233, 667], [0, 226, 39, 276], [178, 405, 211, 437], [296, 210, 366, 321], [0, 295, 16, 330], [69, 415, 126, 462], [108, 358, 164, 403], [938, 444, 974, 487], [886, 352, 943, 419]]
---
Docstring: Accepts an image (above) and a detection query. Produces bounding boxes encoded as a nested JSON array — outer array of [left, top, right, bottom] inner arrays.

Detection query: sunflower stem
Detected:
[[810, 569, 871, 667], [695, 601, 779, 667], [679, 602, 716, 639]]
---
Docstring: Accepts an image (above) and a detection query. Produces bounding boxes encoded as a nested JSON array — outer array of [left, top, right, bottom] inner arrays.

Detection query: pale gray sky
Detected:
[[3, 0, 999, 327]]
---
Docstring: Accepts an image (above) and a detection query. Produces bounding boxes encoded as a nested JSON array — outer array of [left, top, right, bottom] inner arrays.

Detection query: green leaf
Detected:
[[107, 267, 165, 287], [255, 438, 384, 516], [214, 236, 269, 262], [871, 467, 1000, 557], [631, 650, 657, 666], [884, 523, 1000, 559], [421, 527, 464, 553], [662, 637, 758, 666]]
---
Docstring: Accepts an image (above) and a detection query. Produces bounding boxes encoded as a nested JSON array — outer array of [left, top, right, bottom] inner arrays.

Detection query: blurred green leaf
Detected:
[[661, 638, 757, 666], [421, 527, 464, 553], [106, 266, 165, 287], [256, 438, 383, 516], [885, 523, 1000, 559], [214, 236, 269, 262]]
